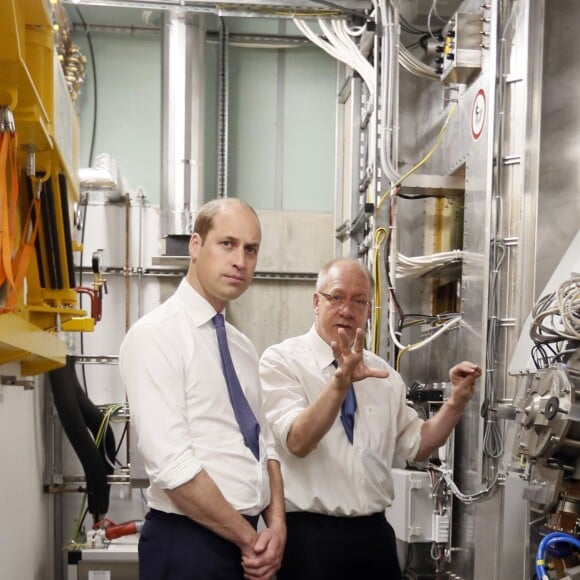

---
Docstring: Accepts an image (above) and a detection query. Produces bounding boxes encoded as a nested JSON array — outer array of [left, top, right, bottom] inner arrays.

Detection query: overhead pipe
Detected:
[[216, 17, 229, 198], [161, 10, 205, 247]]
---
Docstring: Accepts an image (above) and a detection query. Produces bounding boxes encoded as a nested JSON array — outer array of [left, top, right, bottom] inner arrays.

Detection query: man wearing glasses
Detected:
[[259, 258, 481, 579]]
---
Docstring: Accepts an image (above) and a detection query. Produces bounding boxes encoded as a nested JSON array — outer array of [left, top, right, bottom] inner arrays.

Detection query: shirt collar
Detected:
[[306, 324, 335, 371], [175, 278, 221, 327]]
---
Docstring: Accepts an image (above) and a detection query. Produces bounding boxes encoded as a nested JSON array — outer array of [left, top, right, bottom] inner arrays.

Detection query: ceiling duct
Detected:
[[161, 10, 205, 255]]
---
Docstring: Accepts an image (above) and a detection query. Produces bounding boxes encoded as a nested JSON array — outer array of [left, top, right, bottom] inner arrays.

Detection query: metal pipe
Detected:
[[161, 10, 205, 237], [217, 17, 229, 198]]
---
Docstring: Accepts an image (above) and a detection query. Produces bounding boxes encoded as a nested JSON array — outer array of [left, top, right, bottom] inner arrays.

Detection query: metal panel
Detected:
[[229, 209, 333, 354], [536, 0, 580, 295], [391, 0, 499, 576]]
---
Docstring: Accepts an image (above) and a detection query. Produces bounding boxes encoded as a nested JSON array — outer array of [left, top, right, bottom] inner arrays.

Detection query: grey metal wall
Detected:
[[392, 0, 579, 577], [536, 0, 580, 296], [389, 0, 496, 572]]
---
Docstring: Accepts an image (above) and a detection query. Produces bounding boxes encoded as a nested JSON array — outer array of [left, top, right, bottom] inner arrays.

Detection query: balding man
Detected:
[[121, 199, 285, 580], [259, 258, 481, 579]]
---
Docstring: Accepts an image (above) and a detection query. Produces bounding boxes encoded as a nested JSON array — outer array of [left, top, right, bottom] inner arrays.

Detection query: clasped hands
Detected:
[[242, 524, 286, 580]]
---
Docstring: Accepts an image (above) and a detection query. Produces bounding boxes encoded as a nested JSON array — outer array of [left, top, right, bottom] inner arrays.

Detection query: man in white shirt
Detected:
[[120, 198, 285, 580], [259, 258, 481, 579]]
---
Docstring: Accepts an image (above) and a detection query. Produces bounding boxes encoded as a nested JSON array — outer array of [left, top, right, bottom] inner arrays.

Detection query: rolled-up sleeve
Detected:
[[120, 321, 203, 490], [393, 374, 423, 461], [259, 346, 308, 455]]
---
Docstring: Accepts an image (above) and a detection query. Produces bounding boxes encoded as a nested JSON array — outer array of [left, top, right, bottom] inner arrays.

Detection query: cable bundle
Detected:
[[293, 17, 376, 98], [530, 275, 580, 344], [395, 249, 462, 279]]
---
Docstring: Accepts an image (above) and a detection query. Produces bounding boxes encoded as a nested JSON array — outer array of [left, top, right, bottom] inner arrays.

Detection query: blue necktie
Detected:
[[331, 360, 357, 444], [213, 313, 260, 460]]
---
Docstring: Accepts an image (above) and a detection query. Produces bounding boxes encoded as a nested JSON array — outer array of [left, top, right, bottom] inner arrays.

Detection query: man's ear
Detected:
[[313, 292, 320, 314], [189, 233, 202, 262]]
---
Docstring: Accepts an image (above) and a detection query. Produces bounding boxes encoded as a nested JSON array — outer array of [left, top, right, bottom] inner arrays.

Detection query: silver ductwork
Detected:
[[161, 10, 205, 242], [79, 154, 125, 202]]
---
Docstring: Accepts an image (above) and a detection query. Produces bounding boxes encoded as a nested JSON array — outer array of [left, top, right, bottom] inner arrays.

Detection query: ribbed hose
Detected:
[[49, 357, 114, 517]]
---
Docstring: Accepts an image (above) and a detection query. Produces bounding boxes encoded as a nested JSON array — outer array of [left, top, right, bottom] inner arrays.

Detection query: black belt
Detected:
[[149, 508, 260, 530], [286, 511, 386, 530]]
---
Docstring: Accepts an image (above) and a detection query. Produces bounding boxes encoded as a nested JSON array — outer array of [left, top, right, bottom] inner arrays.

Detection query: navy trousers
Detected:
[[138, 509, 258, 580], [277, 511, 403, 580]]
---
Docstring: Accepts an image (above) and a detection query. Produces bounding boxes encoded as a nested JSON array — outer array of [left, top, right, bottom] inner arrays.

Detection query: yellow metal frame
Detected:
[[0, 0, 90, 375]]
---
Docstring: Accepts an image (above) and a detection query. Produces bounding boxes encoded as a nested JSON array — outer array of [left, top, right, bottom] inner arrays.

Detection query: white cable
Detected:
[[379, 0, 400, 183], [395, 250, 462, 279], [296, 16, 379, 193], [558, 276, 580, 338], [330, 19, 375, 93], [390, 314, 462, 353], [432, 465, 499, 504], [295, 18, 376, 99], [399, 45, 440, 80], [530, 276, 580, 343]]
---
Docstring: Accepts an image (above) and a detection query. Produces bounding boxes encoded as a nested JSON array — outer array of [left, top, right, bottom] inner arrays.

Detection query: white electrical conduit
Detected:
[[390, 309, 462, 354], [294, 17, 378, 194], [399, 44, 440, 80], [294, 18, 376, 98], [326, 18, 379, 175], [530, 277, 580, 343], [327, 19, 376, 95], [377, 0, 400, 183], [396, 249, 463, 279], [388, 221, 462, 354]]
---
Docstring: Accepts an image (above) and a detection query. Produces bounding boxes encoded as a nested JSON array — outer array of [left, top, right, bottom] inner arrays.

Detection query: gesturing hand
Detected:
[[448, 361, 482, 408], [331, 328, 389, 387]]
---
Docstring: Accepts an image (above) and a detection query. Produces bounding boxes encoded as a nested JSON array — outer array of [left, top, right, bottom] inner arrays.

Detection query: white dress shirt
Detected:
[[259, 325, 423, 516], [119, 279, 277, 516]]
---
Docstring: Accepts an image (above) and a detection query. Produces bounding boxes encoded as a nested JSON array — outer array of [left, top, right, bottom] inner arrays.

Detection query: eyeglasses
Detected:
[[318, 292, 370, 311]]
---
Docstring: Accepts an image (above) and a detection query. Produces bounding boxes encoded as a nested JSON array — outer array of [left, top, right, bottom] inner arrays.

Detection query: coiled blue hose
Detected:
[[536, 531, 580, 579]]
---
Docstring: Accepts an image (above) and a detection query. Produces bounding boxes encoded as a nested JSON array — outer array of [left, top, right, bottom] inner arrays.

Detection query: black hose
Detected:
[[71, 364, 117, 469], [49, 357, 113, 517]]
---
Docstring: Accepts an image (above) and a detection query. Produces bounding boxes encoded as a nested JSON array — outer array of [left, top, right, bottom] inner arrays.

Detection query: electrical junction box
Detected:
[[385, 468, 439, 543], [440, 12, 483, 85]]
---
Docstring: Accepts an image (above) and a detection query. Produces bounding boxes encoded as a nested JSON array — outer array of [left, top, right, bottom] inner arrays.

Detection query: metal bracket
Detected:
[[0, 375, 35, 390]]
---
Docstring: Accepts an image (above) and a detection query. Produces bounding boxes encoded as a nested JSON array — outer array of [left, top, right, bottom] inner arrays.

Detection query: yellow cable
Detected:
[[95, 404, 124, 447], [372, 228, 387, 353], [396, 345, 411, 371], [376, 103, 458, 211], [68, 402, 124, 547], [72, 493, 87, 543]]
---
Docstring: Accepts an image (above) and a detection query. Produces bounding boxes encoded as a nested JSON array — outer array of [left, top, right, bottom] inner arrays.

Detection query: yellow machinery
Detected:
[[0, 0, 92, 375]]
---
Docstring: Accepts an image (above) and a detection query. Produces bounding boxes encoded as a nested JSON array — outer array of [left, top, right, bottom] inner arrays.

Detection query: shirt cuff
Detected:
[[151, 449, 204, 490], [266, 443, 280, 463], [272, 408, 304, 455]]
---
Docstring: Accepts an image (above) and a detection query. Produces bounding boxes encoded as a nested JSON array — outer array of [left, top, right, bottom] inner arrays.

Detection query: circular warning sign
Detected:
[[471, 88, 486, 141]]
